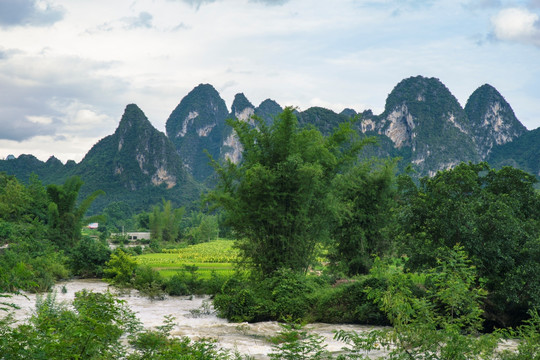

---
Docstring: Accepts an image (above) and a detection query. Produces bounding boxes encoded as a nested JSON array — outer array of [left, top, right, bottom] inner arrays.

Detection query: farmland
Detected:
[[135, 239, 238, 279]]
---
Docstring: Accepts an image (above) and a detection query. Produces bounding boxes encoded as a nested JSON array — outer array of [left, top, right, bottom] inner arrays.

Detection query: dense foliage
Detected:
[[488, 127, 540, 178], [0, 291, 247, 360], [208, 106, 375, 276], [47, 176, 104, 249], [396, 162, 540, 327], [330, 159, 397, 275], [0, 173, 70, 292], [150, 200, 185, 243]]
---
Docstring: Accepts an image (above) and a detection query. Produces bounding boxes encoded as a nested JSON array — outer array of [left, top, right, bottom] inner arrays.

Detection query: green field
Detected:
[[135, 240, 238, 279]]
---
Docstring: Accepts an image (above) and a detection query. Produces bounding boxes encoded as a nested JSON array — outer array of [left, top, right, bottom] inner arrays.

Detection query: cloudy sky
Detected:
[[1, 0, 539, 162]]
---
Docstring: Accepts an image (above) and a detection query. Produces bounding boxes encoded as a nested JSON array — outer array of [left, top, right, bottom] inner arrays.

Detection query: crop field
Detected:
[[135, 239, 238, 279]]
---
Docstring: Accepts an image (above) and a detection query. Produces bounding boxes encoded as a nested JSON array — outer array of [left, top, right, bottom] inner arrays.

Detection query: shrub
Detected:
[[132, 265, 165, 299], [213, 270, 320, 323], [202, 271, 229, 295], [310, 277, 388, 325], [104, 249, 138, 286], [213, 275, 268, 322], [165, 274, 190, 296], [70, 236, 111, 277], [263, 268, 317, 322]]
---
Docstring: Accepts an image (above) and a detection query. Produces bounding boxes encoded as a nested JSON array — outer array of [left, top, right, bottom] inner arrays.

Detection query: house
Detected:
[[110, 232, 151, 241]]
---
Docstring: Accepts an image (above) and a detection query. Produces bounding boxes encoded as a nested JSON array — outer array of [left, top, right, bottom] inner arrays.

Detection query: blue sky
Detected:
[[0, 0, 539, 162]]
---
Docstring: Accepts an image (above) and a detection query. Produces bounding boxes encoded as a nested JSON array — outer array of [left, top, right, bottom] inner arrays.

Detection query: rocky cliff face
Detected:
[[78, 104, 188, 191], [165, 84, 229, 181], [360, 76, 480, 176], [221, 93, 255, 164], [165, 77, 532, 180], [465, 84, 527, 159], [43, 104, 200, 212], [113, 104, 181, 189], [166, 88, 284, 180]]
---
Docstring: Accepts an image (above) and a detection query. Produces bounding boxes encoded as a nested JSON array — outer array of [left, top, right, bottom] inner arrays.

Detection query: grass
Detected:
[[135, 239, 238, 279]]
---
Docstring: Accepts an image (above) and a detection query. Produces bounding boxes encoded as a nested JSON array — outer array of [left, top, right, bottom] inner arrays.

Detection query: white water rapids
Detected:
[[4, 279, 389, 359]]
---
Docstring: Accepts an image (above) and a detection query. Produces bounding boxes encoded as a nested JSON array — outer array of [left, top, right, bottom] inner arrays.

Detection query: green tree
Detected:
[[0, 175, 30, 222], [149, 200, 185, 242], [103, 201, 135, 232], [0, 290, 140, 359], [0, 173, 70, 293], [47, 176, 104, 249], [69, 236, 112, 277], [330, 159, 397, 275], [208, 107, 373, 276], [103, 249, 138, 286], [336, 246, 499, 360], [185, 211, 219, 244], [396, 163, 540, 327]]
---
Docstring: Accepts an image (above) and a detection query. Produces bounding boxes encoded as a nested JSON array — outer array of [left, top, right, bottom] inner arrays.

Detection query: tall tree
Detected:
[[149, 200, 185, 242], [208, 107, 373, 276], [330, 159, 397, 275], [47, 176, 104, 249]]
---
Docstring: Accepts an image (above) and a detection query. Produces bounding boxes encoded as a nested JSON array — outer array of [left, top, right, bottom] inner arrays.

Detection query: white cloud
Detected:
[[249, 0, 289, 5], [0, 135, 102, 163], [27, 115, 53, 125], [491, 7, 540, 46]]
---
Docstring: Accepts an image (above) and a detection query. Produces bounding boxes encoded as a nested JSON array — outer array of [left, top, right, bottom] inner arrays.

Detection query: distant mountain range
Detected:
[[1, 75, 537, 213]]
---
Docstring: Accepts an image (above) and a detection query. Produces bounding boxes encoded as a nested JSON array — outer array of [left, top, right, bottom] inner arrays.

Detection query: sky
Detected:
[[0, 0, 539, 163]]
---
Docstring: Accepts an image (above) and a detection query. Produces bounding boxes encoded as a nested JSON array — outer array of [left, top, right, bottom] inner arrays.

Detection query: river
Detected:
[[4, 279, 388, 359]]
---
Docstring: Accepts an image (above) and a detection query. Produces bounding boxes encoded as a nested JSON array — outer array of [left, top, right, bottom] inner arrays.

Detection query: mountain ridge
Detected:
[[1, 75, 537, 212]]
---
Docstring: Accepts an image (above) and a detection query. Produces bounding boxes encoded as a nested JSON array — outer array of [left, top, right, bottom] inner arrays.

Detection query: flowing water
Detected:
[[4, 279, 388, 359]]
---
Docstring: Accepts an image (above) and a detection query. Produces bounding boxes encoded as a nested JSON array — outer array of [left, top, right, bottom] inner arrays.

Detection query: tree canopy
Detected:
[[396, 162, 540, 327], [47, 176, 104, 249], [208, 107, 374, 276]]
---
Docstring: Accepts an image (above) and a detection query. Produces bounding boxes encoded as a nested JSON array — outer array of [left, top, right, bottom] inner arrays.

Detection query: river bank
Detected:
[[4, 279, 388, 359]]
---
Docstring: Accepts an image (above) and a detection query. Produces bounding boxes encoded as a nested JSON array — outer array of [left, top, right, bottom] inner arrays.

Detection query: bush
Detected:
[[165, 274, 190, 296], [164, 265, 216, 296], [0, 248, 70, 293], [103, 249, 138, 286], [263, 268, 317, 321], [0, 290, 140, 359], [213, 285, 263, 323], [70, 236, 111, 277], [213, 270, 322, 323], [310, 277, 388, 325], [132, 265, 165, 299], [202, 271, 229, 295]]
